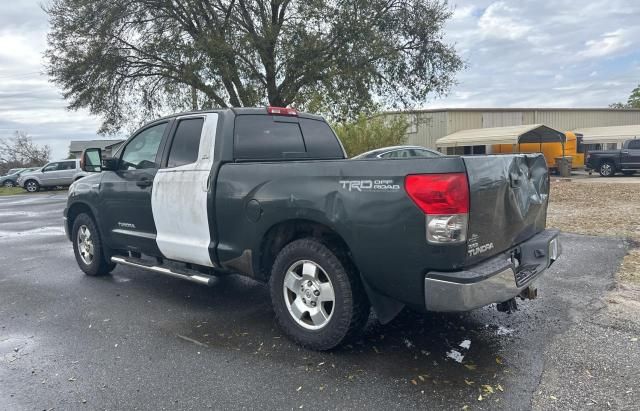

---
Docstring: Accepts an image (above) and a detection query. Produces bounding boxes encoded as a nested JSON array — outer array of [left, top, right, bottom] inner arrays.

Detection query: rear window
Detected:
[[628, 140, 640, 149], [234, 115, 344, 160], [167, 118, 204, 168], [299, 118, 343, 158]]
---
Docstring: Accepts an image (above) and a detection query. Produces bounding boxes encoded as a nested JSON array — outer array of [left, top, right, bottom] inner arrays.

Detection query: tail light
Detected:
[[267, 106, 298, 116], [405, 173, 469, 244]]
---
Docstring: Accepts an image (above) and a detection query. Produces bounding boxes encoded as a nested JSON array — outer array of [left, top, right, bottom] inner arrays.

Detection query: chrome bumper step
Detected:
[[111, 256, 217, 286]]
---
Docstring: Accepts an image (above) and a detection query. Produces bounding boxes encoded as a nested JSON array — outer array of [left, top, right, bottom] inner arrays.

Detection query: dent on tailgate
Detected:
[[463, 154, 549, 265]]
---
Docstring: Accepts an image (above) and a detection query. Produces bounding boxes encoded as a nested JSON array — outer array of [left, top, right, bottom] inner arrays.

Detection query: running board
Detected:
[[111, 256, 216, 286]]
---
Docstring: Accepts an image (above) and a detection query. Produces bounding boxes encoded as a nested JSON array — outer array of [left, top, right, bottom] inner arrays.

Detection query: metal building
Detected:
[[387, 108, 640, 150]]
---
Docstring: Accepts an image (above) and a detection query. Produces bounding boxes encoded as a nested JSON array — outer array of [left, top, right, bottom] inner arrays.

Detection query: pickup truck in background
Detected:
[[585, 139, 640, 177], [64, 107, 561, 350]]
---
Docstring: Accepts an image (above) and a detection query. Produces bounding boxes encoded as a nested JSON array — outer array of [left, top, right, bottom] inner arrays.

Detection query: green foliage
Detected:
[[45, 0, 463, 133], [334, 115, 409, 157], [628, 85, 640, 108], [610, 84, 640, 109]]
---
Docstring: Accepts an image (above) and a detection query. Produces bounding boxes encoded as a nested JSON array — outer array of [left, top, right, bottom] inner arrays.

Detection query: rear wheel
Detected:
[[598, 161, 615, 177], [269, 238, 370, 350], [2, 180, 14, 187], [25, 180, 39, 192], [72, 213, 116, 276]]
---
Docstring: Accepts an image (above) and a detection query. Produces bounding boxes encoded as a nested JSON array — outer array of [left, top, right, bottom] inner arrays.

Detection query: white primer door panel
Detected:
[[151, 113, 218, 267]]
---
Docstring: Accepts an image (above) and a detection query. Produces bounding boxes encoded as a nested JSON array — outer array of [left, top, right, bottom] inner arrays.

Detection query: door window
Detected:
[[411, 149, 440, 158], [119, 123, 167, 170], [381, 149, 412, 158], [166, 118, 204, 168], [42, 163, 59, 172]]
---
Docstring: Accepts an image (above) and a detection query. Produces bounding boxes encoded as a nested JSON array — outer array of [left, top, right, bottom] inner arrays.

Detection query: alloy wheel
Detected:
[[283, 260, 335, 330], [77, 225, 95, 265]]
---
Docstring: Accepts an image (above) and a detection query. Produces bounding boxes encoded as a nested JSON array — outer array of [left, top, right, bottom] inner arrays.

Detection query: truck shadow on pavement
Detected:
[[99, 266, 561, 405]]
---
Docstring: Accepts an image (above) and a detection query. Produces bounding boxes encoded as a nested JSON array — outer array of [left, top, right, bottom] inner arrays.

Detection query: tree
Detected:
[[45, 0, 463, 133], [0, 131, 51, 174], [610, 84, 640, 109], [333, 114, 409, 157]]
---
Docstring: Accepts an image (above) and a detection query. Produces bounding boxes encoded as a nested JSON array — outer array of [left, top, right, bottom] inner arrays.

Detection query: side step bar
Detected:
[[111, 256, 216, 286]]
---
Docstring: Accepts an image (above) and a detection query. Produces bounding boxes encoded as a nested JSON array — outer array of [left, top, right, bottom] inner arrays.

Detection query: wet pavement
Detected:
[[0, 193, 638, 410]]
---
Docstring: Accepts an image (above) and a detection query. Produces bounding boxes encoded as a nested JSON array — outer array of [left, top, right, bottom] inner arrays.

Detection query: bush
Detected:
[[333, 115, 409, 157]]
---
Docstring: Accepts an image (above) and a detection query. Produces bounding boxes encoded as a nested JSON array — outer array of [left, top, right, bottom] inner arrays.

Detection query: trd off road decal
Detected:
[[339, 179, 401, 192], [467, 233, 494, 257]]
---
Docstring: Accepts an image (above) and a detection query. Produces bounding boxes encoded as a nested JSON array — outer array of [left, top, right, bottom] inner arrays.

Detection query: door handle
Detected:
[[136, 178, 152, 188]]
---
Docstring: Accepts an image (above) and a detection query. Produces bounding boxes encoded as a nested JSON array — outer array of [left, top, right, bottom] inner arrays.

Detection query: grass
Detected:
[[0, 186, 26, 196], [0, 186, 68, 196]]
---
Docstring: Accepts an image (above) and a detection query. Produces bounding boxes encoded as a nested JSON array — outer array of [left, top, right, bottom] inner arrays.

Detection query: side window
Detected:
[[42, 163, 58, 172], [381, 150, 411, 158], [120, 123, 167, 170], [234, 115, 306, 160], [628, 140, 640, 150], [299, 118, 344, 159], [59, 161, 77, 170], [411, 149, 439, 158], [167, 118, 204, 168]]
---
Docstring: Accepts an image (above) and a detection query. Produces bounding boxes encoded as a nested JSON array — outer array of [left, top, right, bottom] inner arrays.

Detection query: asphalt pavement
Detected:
[[0, 193, 638, 410]]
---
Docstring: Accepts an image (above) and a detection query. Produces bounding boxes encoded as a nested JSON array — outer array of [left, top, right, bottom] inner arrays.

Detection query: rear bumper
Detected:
[[424, 229, 561, 312]]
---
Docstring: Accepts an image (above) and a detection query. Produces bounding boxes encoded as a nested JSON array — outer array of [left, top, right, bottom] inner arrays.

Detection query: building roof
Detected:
[[383, 107, 640, 115], [436, 124, 566, 148], [572, 125, 640, 143], [69, 139, 125, 152]]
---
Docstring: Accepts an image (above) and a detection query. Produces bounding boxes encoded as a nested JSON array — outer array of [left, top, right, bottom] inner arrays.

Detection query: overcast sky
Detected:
[[0, 0, 639, 159]]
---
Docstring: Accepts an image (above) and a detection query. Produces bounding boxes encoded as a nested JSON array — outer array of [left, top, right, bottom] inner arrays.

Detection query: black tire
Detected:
[[598, 161, 615, 177], [2, 180, 14, 187], [24, 180, 40, 192], [72, 213, 116, 276], [269, 238, 370, 350]]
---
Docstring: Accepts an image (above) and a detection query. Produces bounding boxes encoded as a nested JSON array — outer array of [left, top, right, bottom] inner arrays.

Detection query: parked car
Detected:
[[64, 107, 561, 350], [584, 139, 640, 177], [18, 159, 90, 192], [4, 168, 24, 176], [0, 168, 38, 187], [352, 145, 443, 159]]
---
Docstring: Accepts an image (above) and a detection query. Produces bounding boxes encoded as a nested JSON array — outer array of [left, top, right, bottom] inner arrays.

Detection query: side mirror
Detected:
[[81, 148, 103, 172]]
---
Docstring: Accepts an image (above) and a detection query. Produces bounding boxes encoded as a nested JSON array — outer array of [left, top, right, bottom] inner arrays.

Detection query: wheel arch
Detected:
[[66, 201, 98, 237], [258, 219, 354, 282], [257, 218, 403, 325]]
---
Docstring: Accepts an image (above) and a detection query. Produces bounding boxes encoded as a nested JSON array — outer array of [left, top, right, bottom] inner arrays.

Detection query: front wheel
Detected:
[[24, 180, 39, 192], [269, 238, 370, 350], [72, 213, 116, 276], [598, 162, 615, 177]]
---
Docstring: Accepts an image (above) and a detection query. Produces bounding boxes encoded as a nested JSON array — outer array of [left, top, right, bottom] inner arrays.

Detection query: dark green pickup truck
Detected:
[[64, 107, 561, 350]]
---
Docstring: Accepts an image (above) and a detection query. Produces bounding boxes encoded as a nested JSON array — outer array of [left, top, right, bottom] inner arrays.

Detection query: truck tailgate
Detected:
[[463, 154, 549, 265]]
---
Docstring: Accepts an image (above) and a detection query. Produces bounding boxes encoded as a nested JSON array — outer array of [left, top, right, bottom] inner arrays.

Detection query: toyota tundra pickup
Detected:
[[584, 139, 640, 177], [64, 107, 561, 350]]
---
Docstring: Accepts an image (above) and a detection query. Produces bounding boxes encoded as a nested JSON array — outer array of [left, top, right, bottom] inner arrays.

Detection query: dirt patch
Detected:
[[547, 179, 640, 286]]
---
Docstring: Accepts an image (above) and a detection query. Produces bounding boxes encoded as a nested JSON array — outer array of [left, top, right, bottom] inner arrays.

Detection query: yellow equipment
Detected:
[[491, 131, 584, 170]]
